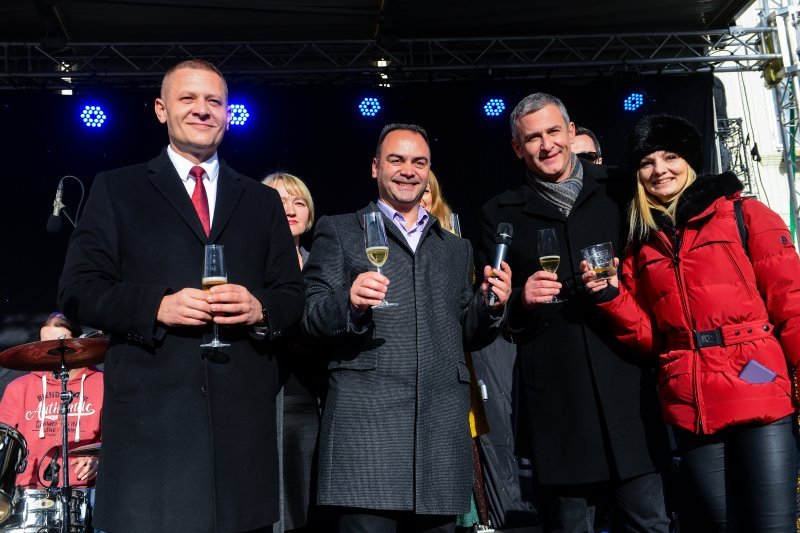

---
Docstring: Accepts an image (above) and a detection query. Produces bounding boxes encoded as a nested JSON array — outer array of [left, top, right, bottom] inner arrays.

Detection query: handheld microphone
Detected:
[[488, 222, 513, 306], [46, 181, 65, 233]]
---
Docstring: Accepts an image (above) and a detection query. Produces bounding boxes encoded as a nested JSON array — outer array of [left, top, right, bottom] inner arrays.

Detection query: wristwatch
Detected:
[[257, 301, 268, 326]]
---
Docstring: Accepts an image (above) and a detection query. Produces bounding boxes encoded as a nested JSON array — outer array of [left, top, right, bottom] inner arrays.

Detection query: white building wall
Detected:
[[717, 3, 797, 229]]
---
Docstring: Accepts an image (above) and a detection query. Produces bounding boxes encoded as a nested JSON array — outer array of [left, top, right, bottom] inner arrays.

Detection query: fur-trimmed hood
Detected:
[[673, 171, 743, 227]]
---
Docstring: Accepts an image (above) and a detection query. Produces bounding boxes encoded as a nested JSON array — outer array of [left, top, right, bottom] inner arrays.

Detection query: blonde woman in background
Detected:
[[263, 172, 326, 532], [421, 170, 454, 233], [263, 173, 315, 268]]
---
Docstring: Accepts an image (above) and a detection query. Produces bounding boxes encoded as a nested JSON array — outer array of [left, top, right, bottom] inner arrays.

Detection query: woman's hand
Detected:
[[580, 257, 620, 293]]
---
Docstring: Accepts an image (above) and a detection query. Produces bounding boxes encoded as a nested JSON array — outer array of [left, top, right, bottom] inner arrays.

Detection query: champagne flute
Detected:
[[538, 228, 566, 304], [364, 211, 398, 308], [201, 244, 231, 348], [448, 213, 462, 237]]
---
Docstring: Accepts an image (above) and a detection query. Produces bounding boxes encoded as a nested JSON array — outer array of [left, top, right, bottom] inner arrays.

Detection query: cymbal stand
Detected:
[[52, 338, 74, 533]]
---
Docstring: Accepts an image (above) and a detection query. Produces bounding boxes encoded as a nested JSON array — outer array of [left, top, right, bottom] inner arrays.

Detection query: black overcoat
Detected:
[[477, 161, 669, 485], [58, 150, 305, 532]]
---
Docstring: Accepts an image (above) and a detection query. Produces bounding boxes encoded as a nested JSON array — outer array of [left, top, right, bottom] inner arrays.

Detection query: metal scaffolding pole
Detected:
[[762, 0, 800, 245]]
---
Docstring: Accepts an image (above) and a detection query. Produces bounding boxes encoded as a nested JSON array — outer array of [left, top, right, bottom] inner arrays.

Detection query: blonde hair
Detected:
[[627, 165, 697, 245], [424, 170, 454, 231], [262, 172, 315, 232]]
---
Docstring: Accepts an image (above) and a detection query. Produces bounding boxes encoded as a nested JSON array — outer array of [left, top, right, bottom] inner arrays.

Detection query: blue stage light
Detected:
[[80, 105, 107, 128], [623, 92, 645, 112], [484, 98, 506, 117], [358, 97, 381, 117], [229, 104, 250, 126]]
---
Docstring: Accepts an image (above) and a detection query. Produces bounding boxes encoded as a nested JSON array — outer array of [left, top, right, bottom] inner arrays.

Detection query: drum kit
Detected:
[[0, 337, 107, 533]]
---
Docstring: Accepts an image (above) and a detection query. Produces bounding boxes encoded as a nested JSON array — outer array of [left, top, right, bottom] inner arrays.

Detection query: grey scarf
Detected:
[[526, 153, 584, 216]]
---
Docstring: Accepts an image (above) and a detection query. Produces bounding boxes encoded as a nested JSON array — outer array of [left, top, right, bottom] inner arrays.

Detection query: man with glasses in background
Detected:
[[573, 125, 603, 164]]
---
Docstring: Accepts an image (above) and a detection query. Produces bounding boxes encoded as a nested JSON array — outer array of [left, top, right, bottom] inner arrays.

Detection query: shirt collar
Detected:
[[377, 199, 428, 233], [167, 145, 220, 183]]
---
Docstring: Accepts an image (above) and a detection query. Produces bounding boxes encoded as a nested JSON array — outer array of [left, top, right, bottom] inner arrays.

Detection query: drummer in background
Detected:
[[0, 313, 103, 489]]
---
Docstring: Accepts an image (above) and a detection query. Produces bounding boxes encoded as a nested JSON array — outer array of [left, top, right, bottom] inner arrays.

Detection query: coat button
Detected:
[[201, 386, 208, 396], [747, 328, 753, 333]]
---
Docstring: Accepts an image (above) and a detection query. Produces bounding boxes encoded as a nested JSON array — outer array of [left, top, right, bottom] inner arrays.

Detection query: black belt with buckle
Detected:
[[693, 328, 722, 348]]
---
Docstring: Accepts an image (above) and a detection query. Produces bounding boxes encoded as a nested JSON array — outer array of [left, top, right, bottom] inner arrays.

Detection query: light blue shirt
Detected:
[[377, 200, 429, 252]]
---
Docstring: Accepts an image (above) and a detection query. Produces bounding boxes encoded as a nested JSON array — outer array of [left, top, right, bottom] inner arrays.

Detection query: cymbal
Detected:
[[0, 338, 108, 371], [69, 442, 101, 456]]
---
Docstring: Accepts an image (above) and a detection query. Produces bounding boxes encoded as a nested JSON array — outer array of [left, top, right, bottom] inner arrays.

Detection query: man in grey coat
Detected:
[[302, 123, 512, 533]]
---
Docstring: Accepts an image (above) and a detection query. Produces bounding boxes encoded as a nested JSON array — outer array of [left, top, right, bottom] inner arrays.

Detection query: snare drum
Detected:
[[3, 488, 90, 533], [0, 424, 27, 524]]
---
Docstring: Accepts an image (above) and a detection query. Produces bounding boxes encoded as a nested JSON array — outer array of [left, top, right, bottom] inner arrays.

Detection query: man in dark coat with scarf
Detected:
[[303, 123, 512, 533], [58, 59, 305, 533], [477, 92, 670, 532]]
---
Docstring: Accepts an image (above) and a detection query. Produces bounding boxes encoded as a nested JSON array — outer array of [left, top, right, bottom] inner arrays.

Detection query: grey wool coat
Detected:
[[302, 203, 504, 514]]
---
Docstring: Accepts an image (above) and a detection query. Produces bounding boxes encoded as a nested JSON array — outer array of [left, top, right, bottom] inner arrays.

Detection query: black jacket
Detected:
[[58, 150, 305, 532], [477, 160, 669, 485]]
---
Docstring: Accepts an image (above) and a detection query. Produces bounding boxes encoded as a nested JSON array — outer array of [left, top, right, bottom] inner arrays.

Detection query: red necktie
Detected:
[[189, 166, 210, 237]]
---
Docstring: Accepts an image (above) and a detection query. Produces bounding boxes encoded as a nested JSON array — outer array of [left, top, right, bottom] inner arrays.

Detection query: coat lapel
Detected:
[[147, 150, 209, 243], [570, 162, 602, 215], [209, 161, 245, 242]]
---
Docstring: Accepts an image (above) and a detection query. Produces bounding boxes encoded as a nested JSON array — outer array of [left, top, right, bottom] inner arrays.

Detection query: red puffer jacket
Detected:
[[599, 171, 800, 434]]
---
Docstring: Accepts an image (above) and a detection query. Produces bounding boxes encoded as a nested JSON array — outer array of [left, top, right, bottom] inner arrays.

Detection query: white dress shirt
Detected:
[[166, 145, 220, 224]]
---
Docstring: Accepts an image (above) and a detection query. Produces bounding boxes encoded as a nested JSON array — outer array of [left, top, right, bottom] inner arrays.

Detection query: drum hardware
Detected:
[[3, 488, 90, 532], [0, 425, 27, 525], [0, 339, 107, 372], [65, 445, 99, 458], [0, 337, 108, 533]]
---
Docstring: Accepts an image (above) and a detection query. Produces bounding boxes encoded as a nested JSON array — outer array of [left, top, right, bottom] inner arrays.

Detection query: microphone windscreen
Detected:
[[47, 215, 62, 234], [495, 222, 513, 245]]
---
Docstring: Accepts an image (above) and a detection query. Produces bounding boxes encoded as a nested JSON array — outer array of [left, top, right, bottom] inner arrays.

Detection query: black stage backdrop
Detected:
[[0, 74, 714, 346]]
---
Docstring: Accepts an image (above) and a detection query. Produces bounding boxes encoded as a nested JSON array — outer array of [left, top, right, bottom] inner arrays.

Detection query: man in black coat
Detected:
[[58, 59, 305, 533], [477, 93, 670, 532]]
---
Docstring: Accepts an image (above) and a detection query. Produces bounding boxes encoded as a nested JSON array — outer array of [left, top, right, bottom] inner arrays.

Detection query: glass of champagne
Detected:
[[538, 228, 566, 304], [364, 211, 398, 308], [448, 213, 462, 237], [201, 244, 231, 348]]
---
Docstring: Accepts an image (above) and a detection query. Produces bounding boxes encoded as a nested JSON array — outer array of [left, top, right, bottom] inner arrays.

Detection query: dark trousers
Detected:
[[333, 507, 456, 533], [674, 415, 796, 533], [540, 471, 670, 533]]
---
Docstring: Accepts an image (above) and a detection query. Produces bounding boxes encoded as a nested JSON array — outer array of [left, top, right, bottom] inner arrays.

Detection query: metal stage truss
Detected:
[[0, 28, 782, 90], [761, 0, 800, 244], [717, 118, 756, 195]]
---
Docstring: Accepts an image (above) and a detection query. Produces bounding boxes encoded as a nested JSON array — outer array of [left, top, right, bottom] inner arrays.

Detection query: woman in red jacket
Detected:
[[582, 114, 800, 532]]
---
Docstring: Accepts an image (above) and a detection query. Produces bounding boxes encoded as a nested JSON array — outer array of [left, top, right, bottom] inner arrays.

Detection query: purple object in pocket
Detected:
[[738, 359, 777, 384]]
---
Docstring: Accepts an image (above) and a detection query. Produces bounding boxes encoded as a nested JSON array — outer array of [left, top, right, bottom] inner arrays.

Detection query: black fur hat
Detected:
[[626, 114, 703, 173]]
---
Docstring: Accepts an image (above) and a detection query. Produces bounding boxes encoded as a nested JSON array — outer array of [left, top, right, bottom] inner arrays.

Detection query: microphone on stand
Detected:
[[46, 181, 65, 233], [42, 446, 61, 488], [488, 222, 513, 307]]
